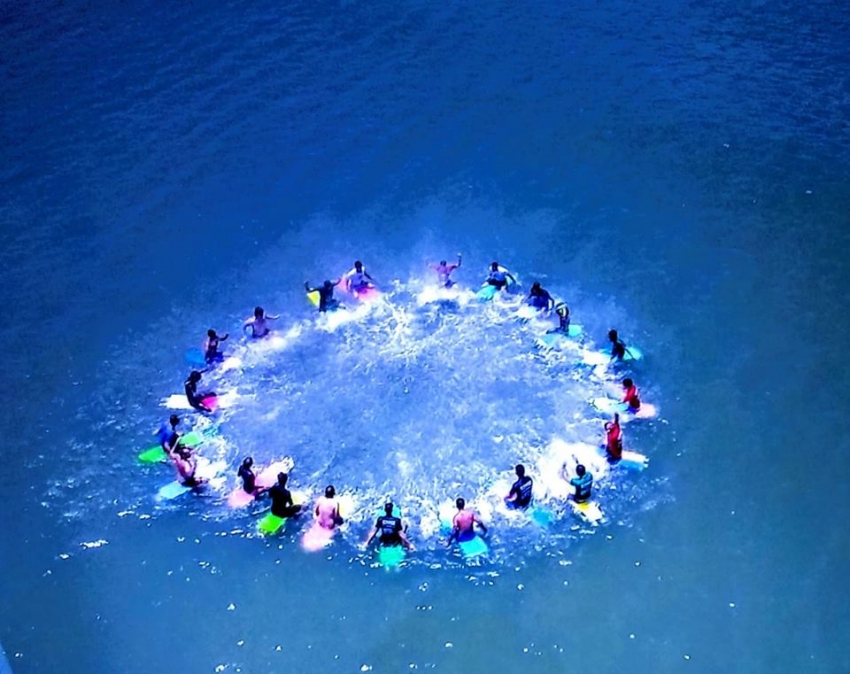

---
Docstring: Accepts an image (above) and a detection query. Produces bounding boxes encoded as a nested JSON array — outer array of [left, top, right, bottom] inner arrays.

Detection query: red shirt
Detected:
[[622, 385, 641, 410], [606, 423, 622, 458]]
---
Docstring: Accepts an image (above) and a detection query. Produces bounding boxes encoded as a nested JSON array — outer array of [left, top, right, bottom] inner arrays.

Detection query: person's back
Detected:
[[238, 458, 256, 493], [506, 464, 533, 509], [569, 465, 593, 503], [608, 329, 627, 359], [316, 485, 340, 529], [377, 511, 403, 546], [268, 473, 301, 518], [605, 415, 623, 461], [622, 378, 641, 411]]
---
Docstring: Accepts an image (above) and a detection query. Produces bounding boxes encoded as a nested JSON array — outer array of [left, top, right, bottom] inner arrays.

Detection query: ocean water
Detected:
[[2, 1, 849, 673]]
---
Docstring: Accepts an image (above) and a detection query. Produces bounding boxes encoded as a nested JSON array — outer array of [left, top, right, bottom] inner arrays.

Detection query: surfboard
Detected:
[[536, 325, 584, 349], [600, 445, 650, 471], [591, 397, 657, 420], [156, 458, 225, 501], [569, 499, 604, 524], [458, 535, 489, 559], [307, 290, 320, 308], [138, 429, 207, 465], [300, 494, 355, 551], [227, 458, 294, 508], [352, 285, 381, 302], [475, 284, 498, 302], [256, 489, 309, 535], [377, 544, 406, 568], [162, 391, 238, 411]]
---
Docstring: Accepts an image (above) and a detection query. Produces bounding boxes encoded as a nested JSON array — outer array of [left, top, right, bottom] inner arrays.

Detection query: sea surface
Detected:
[[1, 1, 849, 672]]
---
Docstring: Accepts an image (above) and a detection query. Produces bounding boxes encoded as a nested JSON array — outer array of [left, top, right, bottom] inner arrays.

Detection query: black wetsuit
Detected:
[[611, 339, 627, 360], [268, 484, 302, 518], [310, 285, 339, 313], [375, 514, 403, 546], [508, 475, 534, 508], [205, 336, 226, 363], [238, 465, 256, 493]]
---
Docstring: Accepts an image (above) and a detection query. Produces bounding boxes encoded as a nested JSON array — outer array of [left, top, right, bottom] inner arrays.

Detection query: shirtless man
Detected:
[[171, 446, 204, 488], [243, 306, 280, 338], [429, 254, 462, 288], [315, 485, 343, 529], [447, 497, 487, 546]]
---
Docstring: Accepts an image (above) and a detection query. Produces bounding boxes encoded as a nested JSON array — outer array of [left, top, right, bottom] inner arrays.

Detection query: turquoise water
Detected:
[[2, 1, 849, 672]]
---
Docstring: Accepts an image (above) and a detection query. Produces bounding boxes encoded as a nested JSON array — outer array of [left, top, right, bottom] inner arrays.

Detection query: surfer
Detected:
[[184, 371, 215, 412], [315, 485, 343, 529], [447, 497, 488, 545], [505, 464, 534, 509], [365, 502, 412, 550], [621, 378, 641, 411], [563, 463, 593, 504], [342, 261, 375, 293], [237, 457, 263, 496], [243, 306, 280, 338], [268, 473, 303, 518], [157, 415, 181, 453], [304, 279, 341, 313], [608, 329, 632, 361], [604, 414, 623, 462], [526, 282, 554, 311], [204, 329, 229, 364], [485, 261, 516, 290], [550, 302, 570, 333], [172, 446, 204, 488], [429, 254, 462, 288]]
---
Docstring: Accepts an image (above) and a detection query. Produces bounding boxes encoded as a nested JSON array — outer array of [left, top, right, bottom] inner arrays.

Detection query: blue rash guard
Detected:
[[509, 475, 533, 508], [569, 473, 593, 503]]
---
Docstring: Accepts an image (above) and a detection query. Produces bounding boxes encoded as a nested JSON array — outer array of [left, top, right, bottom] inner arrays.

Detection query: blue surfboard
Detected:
[[458, 535, 488, 559]]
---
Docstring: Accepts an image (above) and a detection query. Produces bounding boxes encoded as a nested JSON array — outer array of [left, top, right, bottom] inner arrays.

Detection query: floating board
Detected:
[[529, 505, 554, 527], [536, 325, 584, 348], [307, 290, 320, 308], [570, 499, 604, 524], [475, 284, 498, 302], [352, 285, 381, 302], [156, 458, 225, 501], [458, 535, 489, 559], [300, 494, 355, 552], [162, 391, 238, 411], [138, 429, 206, 465], [185, 347, 206, 367], [591, 397, 657, 420], [377, 544, 406, 568], [227, 459, 294, 508], [600, 445, 650, 471], [257, 513, 288, 535]]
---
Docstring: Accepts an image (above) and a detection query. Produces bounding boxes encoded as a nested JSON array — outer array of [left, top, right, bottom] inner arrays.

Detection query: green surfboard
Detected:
[[138, 430, 206, 464], [258, 513, 288, 535]]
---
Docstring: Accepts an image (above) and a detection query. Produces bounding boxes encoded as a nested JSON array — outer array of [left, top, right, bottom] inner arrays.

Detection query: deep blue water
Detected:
[[2, 1, 849, 672]]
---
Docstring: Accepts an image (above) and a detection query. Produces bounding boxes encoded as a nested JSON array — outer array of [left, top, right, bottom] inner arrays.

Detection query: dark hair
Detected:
[[325, 485, 336, 498], [189, 370, 202, 382], [531, 282, 540, 290], [384, 502, 394, 515], [439, 260, 447, 266], [278, 472, 289, 486], [241, 457, 253, 468], [254, 306, 264, 318], [608, 329, 618, 341], [456, 497, 466, 510], [490, 261, 499, 270], [576, 464, 586, 476], [623, 378, 634, 388], [515, 464, 525, 477], [323, 279, 332, 287], [207, 329, 216, 338], [354, 260, 362, 268], [169, 415, 180, 427]]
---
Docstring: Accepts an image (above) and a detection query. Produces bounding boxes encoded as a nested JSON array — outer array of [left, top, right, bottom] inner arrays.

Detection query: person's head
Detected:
[[608, 329, 618, 342], [188, 370, 202, 383], [604, 421, 612, 432], [384, 502, 394, 515], [439, 260, 447, 267], [323, 279, 333, 289], [354, 260, 363, 271], [515, 464, 525, 478], [325, 485, 336, 498], [531, 281, 541, 292], [278, 472, 289, 486], [490, 261, 499, 271], [576, 464, 586, 477], [169, 415, 180, 428], [623, 378, 634, 389], [254, 306, 264, 318], [241, 457, 253, 469], [207, 329, 216, 338], [178, 446, 192, 459], [456, 497, 466, 510]]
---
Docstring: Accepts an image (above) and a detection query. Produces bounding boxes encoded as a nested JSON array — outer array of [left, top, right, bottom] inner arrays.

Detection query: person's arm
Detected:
[[332, 279, 341, 287], [364, 520, 380, 547], [446, 515, 459, 546], [242, 319, 253, 335], [473, 514, 488, 535], [305, 281, 314, 292], [399, 527, 413, 550], [505, 485, 518, 503], [456, 253, 462, 267], [220, 333, 229, 342], [506, 271, 517, 284], [268, 314, 281, 320], [364, 270, 374, 282]]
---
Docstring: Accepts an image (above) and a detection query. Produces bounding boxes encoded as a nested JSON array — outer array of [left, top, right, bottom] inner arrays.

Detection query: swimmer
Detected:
[[429, 253, 462, 288], [184, 371, 215, 412], [505, 464, 534, 509], [268, 473, 303, 518], [304, 279, 341, 313], [237, 457, 263, 496], [365, 502, 412, 550], [526, 282, 554, 311], [243, 306, 280, 338], [604, 413, 623, 462], [563, 463, 593, 504], [315, 485, 343, 530], [621, 377, 641, 411], [342, 260, 375, 293], [156, 414, 181, 453], [172, 445, 204, 488], [204, 329, 229, 364], [552, 302, 570, 332], [447, 497, 487, 545], [485, 261, 517, 290], [608, 329, 633, 361]]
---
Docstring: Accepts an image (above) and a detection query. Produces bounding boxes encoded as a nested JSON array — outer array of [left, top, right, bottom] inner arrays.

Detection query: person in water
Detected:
[[243, 306, 280, 338], [608, 329, 632, 361], [268, 473, 303, 518], [342, 261, 375, 293], [365, 502, 412, 550], [204, 329, 229, 364], [526, 282, 555, 310], [172, 445, 204, 488], [604, 413, 623, 462], [429, 254, 462, 288], [315, 485, 344, 529], [304, 279, 341, 313], [184, 371, 215, 412], [485, 261, 517, 290], [505, 464, 534, 509], [447, 497, 488, 545], [237, 457, 262, 496], [621, 377, 641, 411], [156, 414, 181, 453], [565, 463, 593, 504]]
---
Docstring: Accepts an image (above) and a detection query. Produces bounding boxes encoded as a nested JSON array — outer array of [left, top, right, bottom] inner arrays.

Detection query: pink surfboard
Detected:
[[352, 285, 381, 302], [226, 460, 293, 508], [301, 521, 336, 552]]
